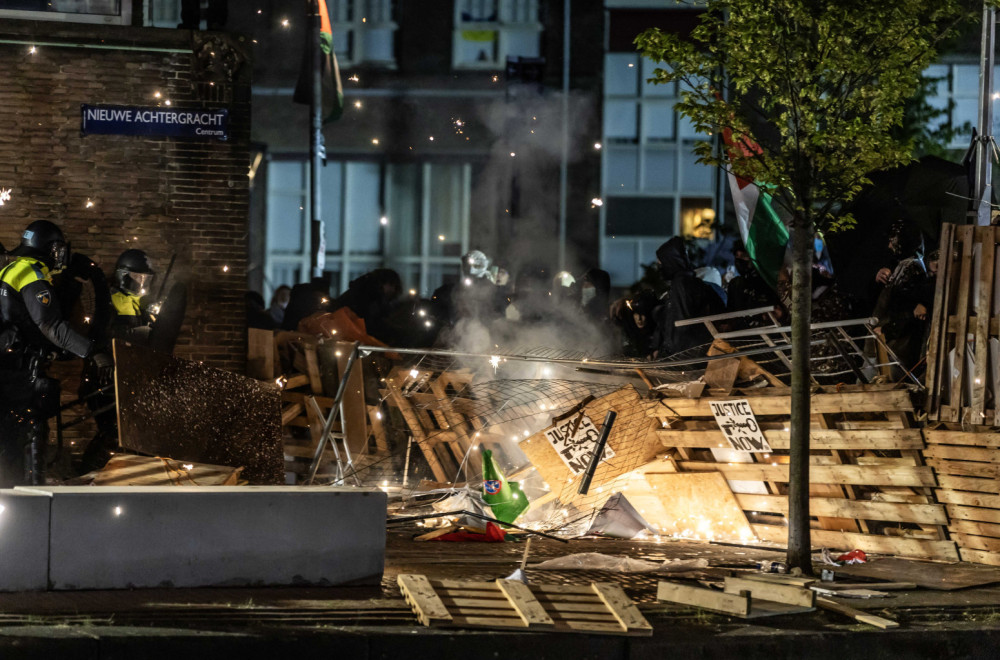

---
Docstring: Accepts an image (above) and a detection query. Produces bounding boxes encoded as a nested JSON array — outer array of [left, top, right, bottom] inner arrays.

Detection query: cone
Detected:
[[481, 447, 529, 524]]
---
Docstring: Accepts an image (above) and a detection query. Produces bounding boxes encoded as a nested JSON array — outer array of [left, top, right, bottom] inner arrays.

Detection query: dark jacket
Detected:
[[652, 238, 724, 357]]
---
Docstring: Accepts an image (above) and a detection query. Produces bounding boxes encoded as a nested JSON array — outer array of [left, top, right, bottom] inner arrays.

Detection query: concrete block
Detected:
[[0, 489, 51, 591], [15, 486, 386, 590]]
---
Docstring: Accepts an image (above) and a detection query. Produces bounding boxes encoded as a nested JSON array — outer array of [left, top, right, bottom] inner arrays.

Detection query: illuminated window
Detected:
[[453, 0, 541, 69]]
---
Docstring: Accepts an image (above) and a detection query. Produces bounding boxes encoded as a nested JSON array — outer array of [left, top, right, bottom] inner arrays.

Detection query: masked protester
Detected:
[[650, 237, 725, 358], [0, 221, 102, 485], [579, 268, 611, 324]]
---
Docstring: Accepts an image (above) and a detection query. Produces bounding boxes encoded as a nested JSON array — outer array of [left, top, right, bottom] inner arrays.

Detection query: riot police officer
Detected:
[[0, 220, 101, 485], [110, 248, 156, 343]]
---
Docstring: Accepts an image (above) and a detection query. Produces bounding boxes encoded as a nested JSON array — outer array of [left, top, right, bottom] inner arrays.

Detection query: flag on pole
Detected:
[[294, 0, 344, 123], [721, 128, 789, 289]]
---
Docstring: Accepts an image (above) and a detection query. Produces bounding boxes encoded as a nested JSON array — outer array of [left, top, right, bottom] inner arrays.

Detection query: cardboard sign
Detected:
[[709, 399, 771, 453], [543, 414, 616, 475]]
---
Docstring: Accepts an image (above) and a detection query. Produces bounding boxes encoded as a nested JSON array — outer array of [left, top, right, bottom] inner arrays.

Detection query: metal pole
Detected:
[[557, 0, 570, 269], [577, 411, 616, 495], [976, 3, 995, 226], [308, 0, 326, 276]]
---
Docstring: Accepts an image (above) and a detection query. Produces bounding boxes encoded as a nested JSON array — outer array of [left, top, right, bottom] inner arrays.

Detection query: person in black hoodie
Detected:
[[650, 237, 725, 358], [579, 268, 611, 324]]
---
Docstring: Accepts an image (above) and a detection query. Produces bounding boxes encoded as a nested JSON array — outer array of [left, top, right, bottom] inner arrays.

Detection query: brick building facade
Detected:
[[0, 21, 252, 373]]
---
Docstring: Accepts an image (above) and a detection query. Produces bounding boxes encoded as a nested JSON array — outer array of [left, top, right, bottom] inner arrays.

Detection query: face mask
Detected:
[[580, 286, 596, 306]]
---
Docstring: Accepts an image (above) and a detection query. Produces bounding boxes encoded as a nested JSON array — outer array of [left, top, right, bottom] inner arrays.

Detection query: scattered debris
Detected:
[[533, 552, 708, 574]]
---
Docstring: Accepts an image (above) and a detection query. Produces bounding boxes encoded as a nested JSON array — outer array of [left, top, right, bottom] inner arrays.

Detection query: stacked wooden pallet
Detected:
[[650, 384, 957, 561], [397, 574, 652, 635], [924, 424, 1000, 566], [247, 328, 388, 479], [926, 223, 1000, 425]]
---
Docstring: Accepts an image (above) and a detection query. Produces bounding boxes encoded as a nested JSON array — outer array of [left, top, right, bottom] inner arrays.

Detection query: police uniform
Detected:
[[0, 222, 94, 485]]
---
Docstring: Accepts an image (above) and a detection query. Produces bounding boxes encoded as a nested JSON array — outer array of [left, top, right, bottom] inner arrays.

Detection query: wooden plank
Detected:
[[949, 519, 1000, 539], [302, 342, 323, 395], [927, 458, 1000, 479], [336, 341, 369, 455], [677, 462, 936, 488], [971, 226, 996, 420], [531, 583, 604, 596], [925, 444, 1000, 462], [496, 580, 554, 629], [398, 574, 452, 625], [385, 371, 450, 483], [816, 597, 898, 629], [247, 328, 275, 380], [656, 581, 750, 617], [282, 374, 309, 390], [950, 532, 1000, 553], [738, 573, 816, 587], [935, 489, 1000, 508], [820, 582, 917, 591], [591, 582, 653, 633], [945, 504, 1000, 524], [735, 494, 948, 525], [281, 402, 304, 426], [925, 223, 953, 419], [647, 389, 914, 418], [936, 473, 1000, 494], [959, 548, 1000, 566], [948, 225, 976, 422], [643, 472, 755, 541], [657, 428, 924, 451], [925, 428, 1000, 447], [752, 524, 960, 561], [723, 576, 815, 608]]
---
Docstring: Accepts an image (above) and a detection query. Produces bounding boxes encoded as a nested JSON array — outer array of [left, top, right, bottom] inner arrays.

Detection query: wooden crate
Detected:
[[649, 384, 957, 561], [925, 424, 1000, 565], [397, 574, 652, 635], [926, 223, 1000, 425]]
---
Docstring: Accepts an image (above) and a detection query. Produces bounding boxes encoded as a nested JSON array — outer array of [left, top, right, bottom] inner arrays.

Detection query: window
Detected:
[[453, 0, 541, 69], [600, 50, 720, 286], [263, 159, 471, 299], [329, 0, 397, 67], [922, 62, 1000, 148], [0, 0, 131, 23]]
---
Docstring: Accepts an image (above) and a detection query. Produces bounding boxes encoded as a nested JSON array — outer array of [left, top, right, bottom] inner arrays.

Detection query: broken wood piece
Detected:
[[413, 525, 462, 541], [592, 582, 653, 633], [816, 596, 899, 629], [398, 574, 452, 626], [496, 579, 554, 628], [737, 572, 817, 588], [820, 582, 916, 591], [657, 581, 751, 617], [723, 576, 816, 608]]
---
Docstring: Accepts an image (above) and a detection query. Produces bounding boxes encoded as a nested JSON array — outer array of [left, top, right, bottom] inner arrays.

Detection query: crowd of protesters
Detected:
[[248, 219, 938, 376]]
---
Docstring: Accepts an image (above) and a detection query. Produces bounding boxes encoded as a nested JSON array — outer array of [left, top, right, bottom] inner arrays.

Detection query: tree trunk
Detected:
[[787, 217, 814, 574]]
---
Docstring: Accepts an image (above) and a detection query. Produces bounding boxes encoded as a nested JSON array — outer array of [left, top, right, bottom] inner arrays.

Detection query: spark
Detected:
[[0, 505, 5, 514], [627, 63, 634, 68], [222, 264, 229, 272], [463, 277, 472, 286], [113, 506, 123, 516], [334, 350, 342, 357], [371, 138, 380, 145], [418, 309, 426, 317], [591, 197, 603, 207], [409, 289, 417, 296], [0, 188, 11, 206], [594, 142, 602, 150], [28, 45, 36, 54], [164, 99, 171, 106], [438, 234, 446, 241], [281, 18, 290, 27], [489, 355, 501, 372], [86, 199, 95, 208], [348, 74, 360, 82], [84, 316, 91, 323], [321, 297, 329, 304], [491, 75, 499, 83], [354, 100, 362, 108], [424, 320, 432, 327], [509, 151, 516, 157], [380, 216, 388, 225], [375, 411, 382, 420], [994, 92, 1000, 101], [183, 463, 194, 470], [429, 136, 434, 141], [409, 369, 420, 379]]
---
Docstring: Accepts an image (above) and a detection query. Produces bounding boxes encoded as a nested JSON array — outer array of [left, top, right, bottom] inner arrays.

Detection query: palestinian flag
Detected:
[[294, 0, 344, 123], [722, 128, 789, 289]]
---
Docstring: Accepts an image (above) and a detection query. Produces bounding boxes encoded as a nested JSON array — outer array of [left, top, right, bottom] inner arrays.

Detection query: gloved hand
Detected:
[[90, 351, 115, 385]]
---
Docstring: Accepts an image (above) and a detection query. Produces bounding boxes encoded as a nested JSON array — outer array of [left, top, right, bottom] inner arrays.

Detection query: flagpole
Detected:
[[309, 0, 325, 278], [975, 2, 995, 226]]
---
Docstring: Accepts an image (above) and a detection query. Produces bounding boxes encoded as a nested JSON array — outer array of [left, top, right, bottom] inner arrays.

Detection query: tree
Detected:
[[636, 0, 985, 572]]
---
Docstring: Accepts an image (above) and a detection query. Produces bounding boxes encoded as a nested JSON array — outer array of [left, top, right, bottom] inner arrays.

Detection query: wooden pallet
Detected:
[[656, 576, 815, 619], [397, 574, 652, 635], [926, 223, 1000, 425], [925, 424, 1000, 565], [648, 384, 957, 561]]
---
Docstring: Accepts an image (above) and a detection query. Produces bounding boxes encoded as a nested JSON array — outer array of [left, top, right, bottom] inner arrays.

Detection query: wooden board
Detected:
[[92, 454, 243, 486], [114, 340, 284, 484], [677, 462, 936, 488], [723, 576, 815, 608], [656, 581, 813, 619], [752, 524, 959, 562], [735, 493, 948, 525], [831, 557, 1000, 590], [246, 328, 275, 380], [816, 597, 898, 629], [398, 574, 651, 636], [647, 389, 914, 418], [643, 472, 755, 542], [658, 428, 924, 451]]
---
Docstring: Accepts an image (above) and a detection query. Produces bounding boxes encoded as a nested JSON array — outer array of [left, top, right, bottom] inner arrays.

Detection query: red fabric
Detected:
[[298, 308, 387, 346], [836, 549, 867, 564], [430, 522, 507, 543]]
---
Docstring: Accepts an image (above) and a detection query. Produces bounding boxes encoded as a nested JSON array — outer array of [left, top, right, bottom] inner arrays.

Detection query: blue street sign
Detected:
[[81, 104, 228, 141]]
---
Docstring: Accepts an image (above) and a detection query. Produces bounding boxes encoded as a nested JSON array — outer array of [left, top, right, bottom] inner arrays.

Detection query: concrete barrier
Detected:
[[0, 489, 51, 591], [12, 486, 386, 590]]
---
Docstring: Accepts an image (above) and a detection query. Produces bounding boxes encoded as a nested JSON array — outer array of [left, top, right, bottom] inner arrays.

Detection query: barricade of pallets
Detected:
[[926, 223, 1000, 425], [923, 424, 1000, 566], [649, 384, 957, 561]]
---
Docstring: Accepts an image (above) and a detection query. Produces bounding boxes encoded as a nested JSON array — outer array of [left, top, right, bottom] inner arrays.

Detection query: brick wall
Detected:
[[0, 22, 252, 373]]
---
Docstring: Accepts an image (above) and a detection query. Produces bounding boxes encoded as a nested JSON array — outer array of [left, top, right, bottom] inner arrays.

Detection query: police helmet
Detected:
[[20, 220, 69, 271], [114, 249, 155, 296]]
